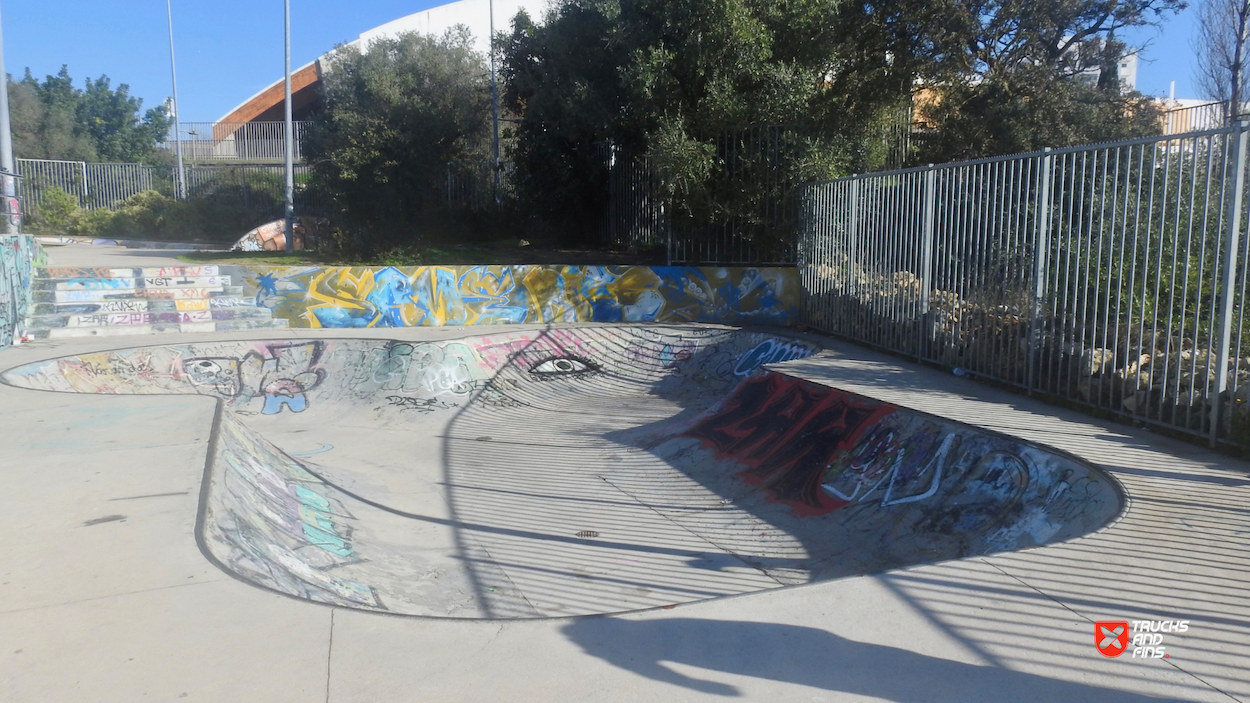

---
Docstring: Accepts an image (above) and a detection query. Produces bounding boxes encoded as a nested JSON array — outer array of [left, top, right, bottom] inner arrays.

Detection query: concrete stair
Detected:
[[23, 265, 289, 340]]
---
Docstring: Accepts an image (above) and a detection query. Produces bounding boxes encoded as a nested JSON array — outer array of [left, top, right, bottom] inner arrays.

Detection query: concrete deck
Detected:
[[1, 324, 1247, 702], [37, 242, 198, 268]]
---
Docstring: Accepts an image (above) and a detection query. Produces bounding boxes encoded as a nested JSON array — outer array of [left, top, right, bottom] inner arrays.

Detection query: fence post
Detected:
[[1027, 148, 1054, 395], [848, 175, 860, 289], [1210, 121, 1250, 447], [797, 183, 811, 325], [918, 165, 936, 360], [78, 161, 89, 209]]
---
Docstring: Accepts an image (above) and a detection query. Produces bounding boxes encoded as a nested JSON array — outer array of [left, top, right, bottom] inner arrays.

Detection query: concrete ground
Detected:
[[1, 323, 1248, 697], [36, 242, 199, 268]]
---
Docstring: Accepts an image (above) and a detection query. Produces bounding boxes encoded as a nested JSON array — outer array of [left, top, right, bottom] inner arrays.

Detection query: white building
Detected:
[[218, 0, 549, 124]]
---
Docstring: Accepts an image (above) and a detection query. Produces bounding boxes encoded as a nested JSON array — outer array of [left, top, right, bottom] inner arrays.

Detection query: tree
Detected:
[[915, 0, 1182, 159], [502, 0, 922, 246], [7, 66, 171, 163], [501, 5, 632, 241], [917, 50, 1166, 161], [78, 75, 172, 162], [1195, 0, 1250, 120], [304, 28, 491, 247]]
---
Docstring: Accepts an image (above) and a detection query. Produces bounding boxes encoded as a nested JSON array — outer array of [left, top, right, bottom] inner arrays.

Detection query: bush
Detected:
[[25, 187, 81, 234], [24, 187, 296, 242]]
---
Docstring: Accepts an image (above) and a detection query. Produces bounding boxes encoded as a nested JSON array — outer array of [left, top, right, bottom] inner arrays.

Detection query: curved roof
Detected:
[[216, 0, 547, 124]]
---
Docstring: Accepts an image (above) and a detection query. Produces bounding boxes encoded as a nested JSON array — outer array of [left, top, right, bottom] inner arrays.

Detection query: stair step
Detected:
[[25, 318, 290, 340], [36, 265, 220, 280], [25, 307, 275, 331], [29, 297, 259, 316], [35, 286, 246, 303], [213, 319, 290, 332], [35, 275, 231, 292]]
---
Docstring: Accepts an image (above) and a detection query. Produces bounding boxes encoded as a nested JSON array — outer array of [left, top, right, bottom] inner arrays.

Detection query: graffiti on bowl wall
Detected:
[[232, 265, 797, 328]]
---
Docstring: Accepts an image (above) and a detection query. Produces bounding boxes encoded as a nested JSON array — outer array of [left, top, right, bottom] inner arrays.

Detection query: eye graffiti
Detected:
[[528, 355, 600, 379]]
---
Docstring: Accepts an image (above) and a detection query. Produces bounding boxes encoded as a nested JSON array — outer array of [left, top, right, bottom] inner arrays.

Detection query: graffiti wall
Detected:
[[223, 265, 798, 328], [1, 235, 48, 347], [206, 413, 384, 609], [669, 372, 1121, 561]]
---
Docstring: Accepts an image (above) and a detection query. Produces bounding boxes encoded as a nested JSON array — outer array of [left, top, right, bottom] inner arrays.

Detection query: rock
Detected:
[[1122, 391, 1150, 414], [1124, 353, 1151, 377], [1078, 347, 1114, 376]]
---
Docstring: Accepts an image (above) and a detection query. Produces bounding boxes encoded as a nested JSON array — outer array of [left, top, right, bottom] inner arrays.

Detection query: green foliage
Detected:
[[78, 75, 172, 163], [916, 23, 1178, 159], [500, 0, 959, 247], [8, 66, 172, 163], [26, 187, 289, 243], [498, 0, 1185, 253], [304, 28, 492, 250], [917, 68, 1166, 160], [23, 187, 80, 234]]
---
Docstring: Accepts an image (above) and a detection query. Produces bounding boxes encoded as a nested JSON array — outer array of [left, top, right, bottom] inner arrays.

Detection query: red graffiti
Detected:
[[683, 374, 896, 516]]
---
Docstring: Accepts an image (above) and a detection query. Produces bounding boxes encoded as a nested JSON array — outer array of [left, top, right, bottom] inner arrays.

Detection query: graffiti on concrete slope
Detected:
[[1, 236, 48, 347], [682, 373, 1113, 549], [0, 328, 822, 613], [239, 265, 797, 328], [3, 329, 817, 415], [182, 341, 325, 414], [231, 217, 328, 252], [207, 414, 383, 609]]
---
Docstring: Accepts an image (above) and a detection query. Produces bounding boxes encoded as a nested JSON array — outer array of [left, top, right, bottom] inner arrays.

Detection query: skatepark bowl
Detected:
[[0, 325, 1124, 619]]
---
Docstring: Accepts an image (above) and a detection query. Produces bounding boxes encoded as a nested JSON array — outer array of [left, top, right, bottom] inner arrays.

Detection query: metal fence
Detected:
[[16, 160, 166, 213], [16, 159, 319, 221], [800, 123, 1250, 449], [600, 126, 801, 265], [602, 149, 671, 253], [446, 160, 515, 210], [162, 121, 309, 163], [1162, 102, 1227, 135]]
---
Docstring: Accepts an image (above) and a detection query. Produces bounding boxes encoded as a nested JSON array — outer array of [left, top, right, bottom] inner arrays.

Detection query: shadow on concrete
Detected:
[[560, 616, 1192, 701]]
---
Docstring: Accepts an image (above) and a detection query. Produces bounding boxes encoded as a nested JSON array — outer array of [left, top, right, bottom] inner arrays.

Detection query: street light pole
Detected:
[[0, 2, 20, 234], [283, 0, 295, 253], [489, 0, 500, 204], [166, 0, 187, 200]]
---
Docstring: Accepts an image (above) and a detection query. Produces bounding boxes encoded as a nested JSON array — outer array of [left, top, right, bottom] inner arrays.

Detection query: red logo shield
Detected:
[[1096, 621, 1129, 657]]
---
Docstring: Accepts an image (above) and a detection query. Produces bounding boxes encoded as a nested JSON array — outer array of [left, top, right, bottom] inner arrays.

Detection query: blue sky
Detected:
[[0, 0, 1205, 122]]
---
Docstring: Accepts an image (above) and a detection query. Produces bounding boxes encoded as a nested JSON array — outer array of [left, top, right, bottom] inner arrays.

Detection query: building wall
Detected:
[[358, 0, 548, 58], [216, 0, 549, 124], [223, 265, 799, 328]]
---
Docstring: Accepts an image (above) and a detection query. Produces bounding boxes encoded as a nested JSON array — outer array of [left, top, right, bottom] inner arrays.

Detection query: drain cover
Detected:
[[576, 530, 600, 538]]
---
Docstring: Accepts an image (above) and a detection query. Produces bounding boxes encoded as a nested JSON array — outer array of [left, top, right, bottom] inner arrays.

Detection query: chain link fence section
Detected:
[[800, 123, 1250, 449]]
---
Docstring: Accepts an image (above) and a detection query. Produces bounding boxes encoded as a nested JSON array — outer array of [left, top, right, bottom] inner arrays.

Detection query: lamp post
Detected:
[[283, 0, 294, 253], [0, 2, 20, 234], [489, 0, 500, 203], [166, 0, 187, 200]]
